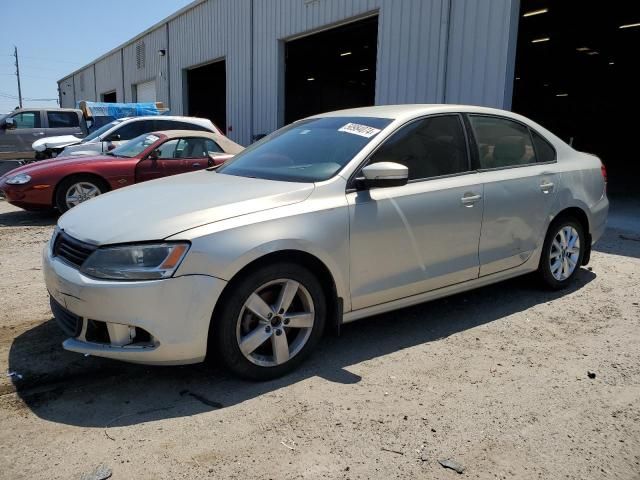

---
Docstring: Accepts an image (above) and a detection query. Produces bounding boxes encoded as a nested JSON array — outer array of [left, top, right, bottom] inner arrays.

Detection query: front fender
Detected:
[[172, 205, 352, 311]]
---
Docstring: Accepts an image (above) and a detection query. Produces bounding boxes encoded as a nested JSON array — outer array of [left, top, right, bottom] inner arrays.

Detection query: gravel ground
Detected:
[[0, 198, 638, 480]]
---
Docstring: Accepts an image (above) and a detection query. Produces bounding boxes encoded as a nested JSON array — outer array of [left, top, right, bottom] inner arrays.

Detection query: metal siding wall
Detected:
[[444, 0, 518, 108], [58, 77, 75, 108], [95, 52, 124, 101], [123, 27, 169, 105], [72, 67, 96, 103], [375, 0, 448, 105], [251, 0, 450, 136], [168, 0, 252, 145], [58, 0, 518, 140]]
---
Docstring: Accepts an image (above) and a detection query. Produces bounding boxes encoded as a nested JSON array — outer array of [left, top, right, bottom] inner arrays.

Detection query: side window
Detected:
[[115, 120, 154, 140], [155, 139, 179, 159], [469, 116, 536, 169], [205, 139, 222, 154], [368, 115, 469, 180], [173, 138, 208, 158], [11, 111, 41, 129], [47, 111, 79, 128], [153, 119, 178, 131], [531, 130, 556, 163], [172, 120, 210, 132]]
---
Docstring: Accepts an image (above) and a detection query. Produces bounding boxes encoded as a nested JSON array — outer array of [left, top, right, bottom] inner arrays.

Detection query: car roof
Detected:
[[309, 104, 528, 122], [151, 130, 217, 140]]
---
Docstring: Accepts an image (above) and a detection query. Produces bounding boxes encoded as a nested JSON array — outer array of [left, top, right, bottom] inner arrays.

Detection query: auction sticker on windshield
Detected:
[[338, 123, 382, 138]]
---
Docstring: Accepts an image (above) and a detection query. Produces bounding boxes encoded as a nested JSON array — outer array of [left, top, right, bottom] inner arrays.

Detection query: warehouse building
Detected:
[[58, 0, 639, 189]]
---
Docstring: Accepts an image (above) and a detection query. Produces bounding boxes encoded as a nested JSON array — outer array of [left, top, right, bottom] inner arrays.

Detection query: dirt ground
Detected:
[[0, 197, 638, 480]]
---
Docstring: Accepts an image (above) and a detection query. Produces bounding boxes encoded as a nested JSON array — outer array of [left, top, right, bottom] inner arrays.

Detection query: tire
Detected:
[[211, 262, 326, 380], [538, 216, 585, 290], [55, 175, 106, 213]]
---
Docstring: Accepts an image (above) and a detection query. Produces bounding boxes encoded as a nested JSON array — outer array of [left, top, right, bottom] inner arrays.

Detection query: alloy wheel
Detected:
[[65, 182, 101, 208], [549, 225, 581, 281], [236, 278, 315, 367]]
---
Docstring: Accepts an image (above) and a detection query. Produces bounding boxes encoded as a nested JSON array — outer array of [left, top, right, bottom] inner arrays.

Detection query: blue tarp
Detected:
[[77, 101, 162, 118]]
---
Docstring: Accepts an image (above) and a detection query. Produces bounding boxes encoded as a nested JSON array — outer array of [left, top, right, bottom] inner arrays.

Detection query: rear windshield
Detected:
[[82, 120, 122, 143], [217, 116, 392, 182]]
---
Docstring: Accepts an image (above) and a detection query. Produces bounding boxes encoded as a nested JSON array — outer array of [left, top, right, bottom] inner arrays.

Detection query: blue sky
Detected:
[[0, 0, 193, 113]]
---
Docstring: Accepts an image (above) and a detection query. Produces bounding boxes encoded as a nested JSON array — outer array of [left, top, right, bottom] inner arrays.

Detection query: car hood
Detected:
[[1, 154, 114, 178], [58, 171, 315, 245], [59, 142, 102, 157], [32, 135, 82, 152]]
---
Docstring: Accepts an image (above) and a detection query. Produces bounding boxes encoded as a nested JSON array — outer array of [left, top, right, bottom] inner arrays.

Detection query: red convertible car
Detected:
[[0, 130, 243, 212]]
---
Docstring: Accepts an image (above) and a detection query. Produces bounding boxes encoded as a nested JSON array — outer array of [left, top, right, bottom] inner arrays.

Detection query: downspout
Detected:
[[166, 22, 171, 111], [93, 64, 98, 101], [121, 48, 126, 102], [442, 0, 452, 103], [250, 0, 254, 142]]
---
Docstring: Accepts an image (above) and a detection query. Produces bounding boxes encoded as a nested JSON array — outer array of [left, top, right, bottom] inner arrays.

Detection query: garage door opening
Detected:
[[101, 91, 117, 103], [512, 0, 640, 194], [285, 15, 378, 124], [186, 60, 226, 133]]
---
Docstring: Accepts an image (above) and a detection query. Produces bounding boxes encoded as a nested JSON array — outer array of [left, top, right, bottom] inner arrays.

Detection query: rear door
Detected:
[[467, 114, 559, 276], [45, 111, 84, 138]]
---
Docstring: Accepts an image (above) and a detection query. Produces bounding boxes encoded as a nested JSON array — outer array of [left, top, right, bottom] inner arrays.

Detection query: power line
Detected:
[[4, 53, 85, 65]]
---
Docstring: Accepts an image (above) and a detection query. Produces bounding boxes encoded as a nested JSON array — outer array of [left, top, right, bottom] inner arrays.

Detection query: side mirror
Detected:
[[105, 133, 121, 142], [359, 162, 408, 189], [207, 152, 232, 167], [4, 117, 16, 130], [148, 149, 160, 160]]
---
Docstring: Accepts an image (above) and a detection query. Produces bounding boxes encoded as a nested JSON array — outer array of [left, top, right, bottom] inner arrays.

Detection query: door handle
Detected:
[[33, 132, 45, 136], [461, 193, 482, 206], [540, 182, 555, 193], [191, 163, 201, 167]]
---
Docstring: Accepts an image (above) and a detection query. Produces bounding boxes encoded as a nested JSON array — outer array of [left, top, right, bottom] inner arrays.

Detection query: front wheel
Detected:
[[55, 175, 106, 213], [211, 263, 326, 380], [538, 217, 585, 290]]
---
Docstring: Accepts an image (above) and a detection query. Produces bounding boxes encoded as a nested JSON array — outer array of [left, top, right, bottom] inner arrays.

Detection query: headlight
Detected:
[[6, 173, 31, 185], [80, 243, 190, 280]]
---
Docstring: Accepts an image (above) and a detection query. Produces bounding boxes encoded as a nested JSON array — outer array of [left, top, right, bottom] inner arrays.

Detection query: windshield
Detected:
[[217, 116, 392, 182], [110, 133, 160, 158], [81, 120, 122, 143]]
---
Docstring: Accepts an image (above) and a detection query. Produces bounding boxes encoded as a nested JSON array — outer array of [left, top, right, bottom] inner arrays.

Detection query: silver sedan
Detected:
[[43, 105, 608, 379]]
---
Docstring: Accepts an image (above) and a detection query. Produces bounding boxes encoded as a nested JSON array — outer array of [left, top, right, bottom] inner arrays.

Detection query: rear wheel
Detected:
[[538, 217, 585, 290], [55, 175, 106, 213], [211, 263, 326, 380]]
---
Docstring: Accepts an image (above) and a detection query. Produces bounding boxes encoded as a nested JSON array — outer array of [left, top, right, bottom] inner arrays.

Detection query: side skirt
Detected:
[[343, 261, 539, 324]]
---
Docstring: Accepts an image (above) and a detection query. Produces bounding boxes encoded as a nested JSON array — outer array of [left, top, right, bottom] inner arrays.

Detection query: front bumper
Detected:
[[0, 179, 52, 210], [43, 245, 227, 365]]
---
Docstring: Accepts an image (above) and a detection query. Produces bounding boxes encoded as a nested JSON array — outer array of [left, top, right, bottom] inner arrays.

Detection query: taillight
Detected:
[[600, 162, 607, 193]]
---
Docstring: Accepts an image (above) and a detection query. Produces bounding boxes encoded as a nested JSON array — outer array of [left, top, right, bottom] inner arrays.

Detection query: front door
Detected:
[[467, 114, 559, 276], [134, 137, 211, 182], [0, 110, 43, 158], [348, 114, 484, 310], [135, 139, 186, 182]]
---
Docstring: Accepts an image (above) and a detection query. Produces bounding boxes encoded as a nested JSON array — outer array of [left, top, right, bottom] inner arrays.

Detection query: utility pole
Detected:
[[13, 46, 23, 108]]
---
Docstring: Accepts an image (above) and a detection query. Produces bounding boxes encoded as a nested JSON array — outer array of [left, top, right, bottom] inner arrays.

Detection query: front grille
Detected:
[[50, 296, 82, 337], [53, 231, 97, 267]]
